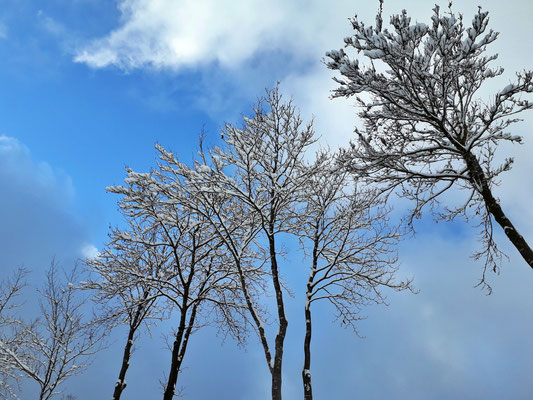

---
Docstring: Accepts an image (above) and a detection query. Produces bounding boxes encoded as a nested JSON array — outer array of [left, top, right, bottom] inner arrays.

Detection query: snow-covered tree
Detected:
[[0, 268, 27, 399], [106, 163, 248, 400], [158, 143, 267, 348], [161, 87, 316, 400], [295, 151, 412, 399], [0, 262, 104, 400], [84, 223, 163, 400], [327, 3, 533, 287]]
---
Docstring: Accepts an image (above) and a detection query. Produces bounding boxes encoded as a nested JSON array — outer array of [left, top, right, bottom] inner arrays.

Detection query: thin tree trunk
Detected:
[[302, 301, 313, 400], [163, 238, 198, 400], [112, 301, 146, 400], [112, 319, 137, 399], [268, 229, 287, 400], [163, 313, 187, 400], [112, 327, 134, 400], [464, 152, 533, 268], [113, 291, 150, 400], [163, 273, 193, 400], [161, 306, 197, 400], [177, 303, 198, 370], [302, 235, 318, 400]]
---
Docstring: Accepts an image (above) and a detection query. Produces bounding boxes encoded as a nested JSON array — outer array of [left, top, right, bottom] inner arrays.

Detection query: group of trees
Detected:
[[2, 2, 532, 399], [83, 87, 412, 400]]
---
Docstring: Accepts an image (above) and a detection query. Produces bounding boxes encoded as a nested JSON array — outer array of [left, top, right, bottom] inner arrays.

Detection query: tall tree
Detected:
[[296, 152, 411, 399], [327, 3, 533, 288], [84, 223, 162, 400], [107, 164, 247, 400], [162, 87, 316, 400]]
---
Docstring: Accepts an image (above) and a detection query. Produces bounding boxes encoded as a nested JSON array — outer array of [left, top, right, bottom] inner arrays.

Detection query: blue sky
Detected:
[[2, 0, 533, 398]]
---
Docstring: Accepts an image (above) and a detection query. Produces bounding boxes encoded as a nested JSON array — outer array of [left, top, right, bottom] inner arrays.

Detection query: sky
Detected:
[[1, 0, 533, 399]]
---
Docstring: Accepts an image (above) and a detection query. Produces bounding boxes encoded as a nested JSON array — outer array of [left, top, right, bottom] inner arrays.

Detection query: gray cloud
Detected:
[[0, 135, 92, 273]]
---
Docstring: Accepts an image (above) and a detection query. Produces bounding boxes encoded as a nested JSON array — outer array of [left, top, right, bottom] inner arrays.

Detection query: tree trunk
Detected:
[[113, 293, 150, 400], [163, 246, 196, 400], [464, 152, 533, 268], [112, 325, 135, 400], [112, 302, 146, 400], [268, 230, 287, 400], [302, 234, 318, 400], [302, 302, 313, 400], [163, 281, 192, 400], [163, 319, 186, 400]]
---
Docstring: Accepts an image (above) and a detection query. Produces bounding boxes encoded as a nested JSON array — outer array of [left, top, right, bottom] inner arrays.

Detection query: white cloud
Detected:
[[0, 134, 19, 151], [81, 243, 99, 260], [74, 0, 533, 73], [75, 0, 284, 69], [73, 0, 361, 71], [283, 65, 358, 151], [37, 10, 66, 36]]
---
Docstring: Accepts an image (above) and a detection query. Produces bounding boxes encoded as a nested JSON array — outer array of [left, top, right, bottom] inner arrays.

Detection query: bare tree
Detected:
[[0, 268, 27, 399], [159, 144, 268, 342], [84, 224, 163, 400], [327, 3, 533, 288], [212, 87, 315, 400], [160, 87, 316, 400], [159, 144, 271, 384], [107, 163, 248, 400], [0, 261, 104, 400], [296, 151, 412, 399]]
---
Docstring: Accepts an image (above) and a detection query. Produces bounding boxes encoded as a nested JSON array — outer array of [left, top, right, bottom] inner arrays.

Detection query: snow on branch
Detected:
[[327, 3, 533, 282]]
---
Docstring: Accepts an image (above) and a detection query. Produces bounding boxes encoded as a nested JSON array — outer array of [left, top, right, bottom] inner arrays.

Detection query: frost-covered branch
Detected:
[[327, 3, 533, 284]]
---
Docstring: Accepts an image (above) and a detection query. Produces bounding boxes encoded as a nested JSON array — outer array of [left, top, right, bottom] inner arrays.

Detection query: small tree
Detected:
[[0, 268, 27, 399], [327, 3, 533, 287], [1, 262, 104, 400], [296, 152, 411, 399]]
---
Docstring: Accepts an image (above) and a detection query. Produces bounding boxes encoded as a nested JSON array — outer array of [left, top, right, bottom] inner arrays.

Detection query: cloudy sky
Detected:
[[1, 0, 533, 398]]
